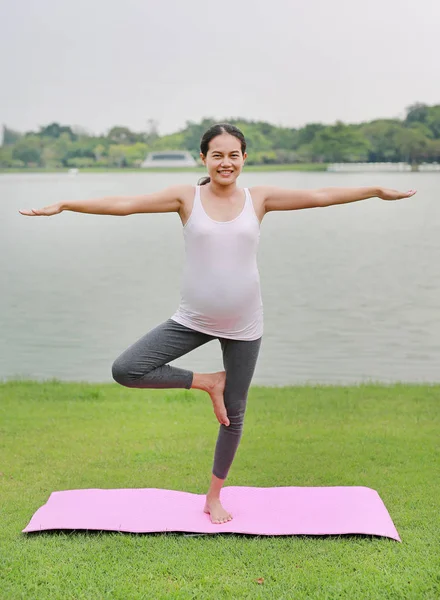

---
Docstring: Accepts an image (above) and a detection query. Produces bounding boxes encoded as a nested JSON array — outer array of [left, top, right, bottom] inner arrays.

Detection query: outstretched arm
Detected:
[[257, 186, 417, 213], [19, 184, 190, 217]]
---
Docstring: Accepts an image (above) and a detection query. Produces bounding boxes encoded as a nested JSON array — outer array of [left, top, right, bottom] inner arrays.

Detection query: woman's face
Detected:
[[200, 133, 247, 185]]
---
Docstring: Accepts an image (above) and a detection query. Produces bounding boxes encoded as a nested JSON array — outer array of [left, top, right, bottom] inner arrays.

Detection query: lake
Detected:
[[1, 170, 439, 385]]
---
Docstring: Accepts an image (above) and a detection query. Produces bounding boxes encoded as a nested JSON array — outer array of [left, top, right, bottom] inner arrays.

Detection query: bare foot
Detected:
[[207, 371, 229, 426], [204, 498, 233, 524]]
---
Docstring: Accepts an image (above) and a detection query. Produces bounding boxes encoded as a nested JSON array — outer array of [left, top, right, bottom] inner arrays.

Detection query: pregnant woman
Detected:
[[19, 123, 416, 523]]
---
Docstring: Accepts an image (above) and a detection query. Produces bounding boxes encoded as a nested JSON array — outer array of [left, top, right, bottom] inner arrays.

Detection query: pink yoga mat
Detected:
[[22, 485, 401, 541]]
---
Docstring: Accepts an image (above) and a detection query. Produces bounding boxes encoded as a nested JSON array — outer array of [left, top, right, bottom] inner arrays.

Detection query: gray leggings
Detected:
[[111, 318, 262, 480]]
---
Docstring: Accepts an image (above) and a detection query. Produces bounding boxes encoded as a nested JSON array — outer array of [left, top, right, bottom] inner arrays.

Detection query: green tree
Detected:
[[12, 135, 43, 166], [38, 122, 76, 141], [2, 125, 22, 146], [145, 119, 159, 144], [2, 103, 439, 170], [107, 126, 143, 145], [394, 127, 429, 164], [296, 123, 325, 147], [108, 144, 131, 167], [93, 144, 106, 161], [50, 133, 76, 167], [311, 122, 370, 162], [426, 105, 440, 139], [426, 138, 440, 161], [360, 120, 404, 162], [182, 118, 217, 154], [233, 122, 273, 153], [270, 127, 298, 150], [0, 146, 14, 167], [405, 103, 429, 125], [124, 142, 149, 166], [41, 145, 63, 168]]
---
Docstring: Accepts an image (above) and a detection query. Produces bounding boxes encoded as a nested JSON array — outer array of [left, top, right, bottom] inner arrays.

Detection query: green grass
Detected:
[[0, 163, 328, 174], [1, 381, 439, 599]]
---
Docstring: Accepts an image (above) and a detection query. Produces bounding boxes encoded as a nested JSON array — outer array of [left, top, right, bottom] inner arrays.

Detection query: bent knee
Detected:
[[111, 358, 131, 385]]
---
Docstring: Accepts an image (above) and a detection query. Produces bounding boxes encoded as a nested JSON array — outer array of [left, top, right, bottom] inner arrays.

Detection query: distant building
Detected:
[[141, 151, 197, 168]]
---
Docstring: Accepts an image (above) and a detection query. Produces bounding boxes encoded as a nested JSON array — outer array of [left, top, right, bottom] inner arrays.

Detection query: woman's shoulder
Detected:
[[162, 184, 195, 203], [176, 185, 197, 225], [247, 187, 267, 223], [174, 183, 196, 194], [248, 185, 268, 198], [248, 185, 267, 205]]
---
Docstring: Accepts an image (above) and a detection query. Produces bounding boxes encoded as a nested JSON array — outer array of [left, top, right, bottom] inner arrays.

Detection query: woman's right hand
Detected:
[[19, 202, 63, 216]]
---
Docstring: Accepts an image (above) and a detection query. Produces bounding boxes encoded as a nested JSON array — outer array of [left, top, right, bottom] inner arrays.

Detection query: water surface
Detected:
[[1, 170, 439, 385]]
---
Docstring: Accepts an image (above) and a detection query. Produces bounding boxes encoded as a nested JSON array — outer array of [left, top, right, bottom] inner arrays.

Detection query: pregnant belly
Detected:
[[181, 271, 261, 318]]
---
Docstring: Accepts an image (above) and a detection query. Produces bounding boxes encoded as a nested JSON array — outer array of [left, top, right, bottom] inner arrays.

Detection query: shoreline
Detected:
[[2, 379, 439, 388], [0, 163, 328, 174]]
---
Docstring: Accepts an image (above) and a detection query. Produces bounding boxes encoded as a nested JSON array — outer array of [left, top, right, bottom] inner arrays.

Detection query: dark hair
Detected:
[[197, 123, 247, 186]]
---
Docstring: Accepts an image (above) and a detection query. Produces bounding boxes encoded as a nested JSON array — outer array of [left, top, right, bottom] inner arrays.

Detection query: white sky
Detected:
[[1, 0, 439, 137]]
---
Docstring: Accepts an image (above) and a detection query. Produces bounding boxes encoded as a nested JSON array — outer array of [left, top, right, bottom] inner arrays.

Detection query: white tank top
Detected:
[[171, 185, 263, 340]]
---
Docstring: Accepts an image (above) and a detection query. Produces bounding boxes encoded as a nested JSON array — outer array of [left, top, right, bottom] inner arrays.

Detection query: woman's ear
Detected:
[[200, 152, 206, 165], [243, 152, 247, 163]]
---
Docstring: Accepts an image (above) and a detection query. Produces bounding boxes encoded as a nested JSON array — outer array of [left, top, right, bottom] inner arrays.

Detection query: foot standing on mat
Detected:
[[19, 124, 417, 524]]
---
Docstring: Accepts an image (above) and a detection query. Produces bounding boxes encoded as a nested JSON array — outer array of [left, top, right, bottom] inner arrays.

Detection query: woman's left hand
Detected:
[[378, 188, 417, 201]]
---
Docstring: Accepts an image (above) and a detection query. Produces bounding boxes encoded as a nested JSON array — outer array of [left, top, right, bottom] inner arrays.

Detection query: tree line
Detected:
[[1, 103, 439, 169]]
